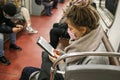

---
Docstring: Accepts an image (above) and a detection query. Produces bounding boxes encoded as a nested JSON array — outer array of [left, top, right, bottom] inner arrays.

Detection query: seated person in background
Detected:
[[49, 0, 96, 49], [0, 2, 23, 65], [4, 0, 38, 33], [49, 16, 70, 48], [42, 0, 53, 16], [19, 0, 109, 80]]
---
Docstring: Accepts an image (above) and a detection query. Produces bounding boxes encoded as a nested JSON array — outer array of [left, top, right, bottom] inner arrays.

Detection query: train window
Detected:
[[97, 0, 119, 28]]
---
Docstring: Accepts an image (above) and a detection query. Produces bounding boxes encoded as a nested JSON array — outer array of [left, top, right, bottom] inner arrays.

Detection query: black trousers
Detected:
[[38, 51, 64, 80], [19, 51, 64, 80], [19, 67, 40, 80], [49, 23, 70, 48]]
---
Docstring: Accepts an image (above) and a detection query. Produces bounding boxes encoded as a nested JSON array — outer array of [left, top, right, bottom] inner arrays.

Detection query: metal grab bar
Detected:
[[102, 32, 120, 65], [50, 52, 120, 80]]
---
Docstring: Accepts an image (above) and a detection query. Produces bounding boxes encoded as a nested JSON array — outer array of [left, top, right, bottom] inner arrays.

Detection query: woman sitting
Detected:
[[19, 0, 109, 80], [42, 0, 53, 16]]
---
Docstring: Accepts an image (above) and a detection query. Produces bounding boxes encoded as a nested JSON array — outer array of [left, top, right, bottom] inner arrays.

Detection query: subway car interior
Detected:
[[0, 0, 120, 80]]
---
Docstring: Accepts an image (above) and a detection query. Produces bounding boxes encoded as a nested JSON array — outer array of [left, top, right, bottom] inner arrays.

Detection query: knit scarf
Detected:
[[64, 26, 104, 53], [63, 26, 104, 63]]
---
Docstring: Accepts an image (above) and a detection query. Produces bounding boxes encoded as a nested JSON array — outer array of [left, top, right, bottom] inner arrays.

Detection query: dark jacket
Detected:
[[0, 5, 16, 33]]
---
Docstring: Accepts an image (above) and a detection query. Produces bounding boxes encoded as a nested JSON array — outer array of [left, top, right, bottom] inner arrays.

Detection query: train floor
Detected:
[[0, 1, 68, 80]]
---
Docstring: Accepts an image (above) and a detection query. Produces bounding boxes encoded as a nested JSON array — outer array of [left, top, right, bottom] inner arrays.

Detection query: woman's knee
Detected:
[[22, 66, 39, 73], [20, 67, 40, 80], [22, 67, 32, 75], [20, 67, 32, 80]]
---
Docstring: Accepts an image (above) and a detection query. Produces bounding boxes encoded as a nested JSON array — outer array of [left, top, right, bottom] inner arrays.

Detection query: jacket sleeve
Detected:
[[4, 18, 16, 28], [0, 24, 13, 33]]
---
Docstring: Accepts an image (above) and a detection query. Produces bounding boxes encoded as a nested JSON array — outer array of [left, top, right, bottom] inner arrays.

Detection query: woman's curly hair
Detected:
[[65, 0, 99, 33]]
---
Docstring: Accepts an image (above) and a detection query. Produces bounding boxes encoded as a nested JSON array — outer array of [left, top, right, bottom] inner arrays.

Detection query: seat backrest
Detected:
[[65, 64, 120, 80]]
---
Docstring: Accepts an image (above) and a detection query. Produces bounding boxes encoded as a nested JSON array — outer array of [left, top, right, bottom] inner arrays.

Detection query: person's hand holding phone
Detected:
[[49, 49, 64, 64], [12, 25, 23, 33]]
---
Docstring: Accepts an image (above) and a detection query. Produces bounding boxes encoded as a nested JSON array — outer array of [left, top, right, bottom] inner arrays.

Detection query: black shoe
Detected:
[[0, 56, 10, 65], [9, 44, 22, 51], [46, 14, 52, 16]]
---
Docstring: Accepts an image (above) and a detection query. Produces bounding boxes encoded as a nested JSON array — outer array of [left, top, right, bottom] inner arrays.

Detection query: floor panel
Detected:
[[0, 1, 68, 80]]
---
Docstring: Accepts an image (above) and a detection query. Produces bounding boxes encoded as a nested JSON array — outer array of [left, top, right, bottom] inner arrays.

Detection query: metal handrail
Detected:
[[50, 30, 120, 80], [50, 52, 120, 80], [102, 32, 120, 65]]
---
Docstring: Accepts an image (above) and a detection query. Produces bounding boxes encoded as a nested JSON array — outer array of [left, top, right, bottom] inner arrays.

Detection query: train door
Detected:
[[31, 0, 44, 16], [21, 0, 31, 13]]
